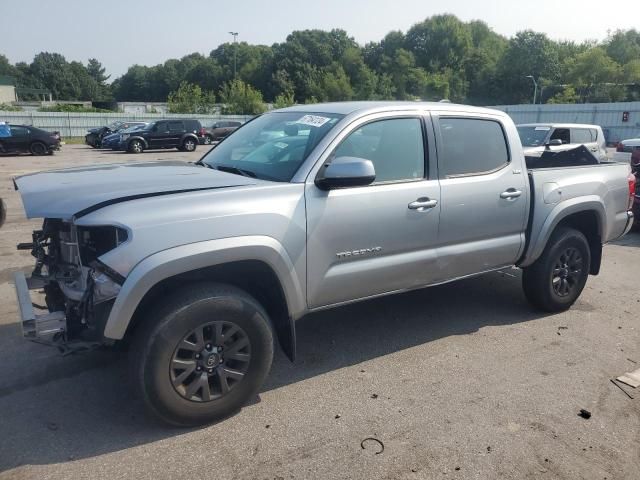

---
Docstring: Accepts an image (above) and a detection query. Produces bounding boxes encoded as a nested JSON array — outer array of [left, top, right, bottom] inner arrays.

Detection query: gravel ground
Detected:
[[0, 145, 638, 480]]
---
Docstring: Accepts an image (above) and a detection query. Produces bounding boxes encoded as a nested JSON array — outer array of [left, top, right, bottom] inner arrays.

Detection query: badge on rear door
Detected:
[[336, 247, 382, 259]]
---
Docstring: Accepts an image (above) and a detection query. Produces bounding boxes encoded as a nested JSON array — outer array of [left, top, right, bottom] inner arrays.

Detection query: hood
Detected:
[[14, 161, 258, 220]]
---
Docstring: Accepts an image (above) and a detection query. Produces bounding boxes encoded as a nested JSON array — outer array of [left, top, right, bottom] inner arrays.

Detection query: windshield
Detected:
[[201, 112, 343, 182], [517, 126, 551, 147]]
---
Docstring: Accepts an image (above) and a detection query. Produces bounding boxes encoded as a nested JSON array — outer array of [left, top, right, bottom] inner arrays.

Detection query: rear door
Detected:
[[433, 114, 528, 279], [572, 127, 606, 161], [305, 112, 442, 308]]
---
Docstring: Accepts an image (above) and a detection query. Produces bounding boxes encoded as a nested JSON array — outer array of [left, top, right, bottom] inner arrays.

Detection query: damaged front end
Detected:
[[14, 219, 127, 352]]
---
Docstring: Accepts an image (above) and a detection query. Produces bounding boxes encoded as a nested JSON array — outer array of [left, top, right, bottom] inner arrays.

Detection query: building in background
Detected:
[[0, 76, 17, 104]]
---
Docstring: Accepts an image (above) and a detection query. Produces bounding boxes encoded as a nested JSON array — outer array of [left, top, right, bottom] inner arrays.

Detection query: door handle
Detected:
[[408, 198, 438, 210], [500, 189, 522, 200]]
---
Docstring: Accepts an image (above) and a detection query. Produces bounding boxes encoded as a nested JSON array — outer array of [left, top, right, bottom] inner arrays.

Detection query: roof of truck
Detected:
[[277, 101, 504, 116], [517, 123, 602, 129]]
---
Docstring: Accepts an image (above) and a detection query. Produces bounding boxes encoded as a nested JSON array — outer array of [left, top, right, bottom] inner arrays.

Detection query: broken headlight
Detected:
[[77, 225, 128, 265]]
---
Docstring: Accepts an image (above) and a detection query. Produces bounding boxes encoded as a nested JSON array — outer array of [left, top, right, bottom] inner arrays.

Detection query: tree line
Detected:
[[1, 14, 640, 113]]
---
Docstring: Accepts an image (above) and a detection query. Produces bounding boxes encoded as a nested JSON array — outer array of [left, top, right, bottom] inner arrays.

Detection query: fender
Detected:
[[127, 135, 149, 149], [519, 196, 605, 267], [102, 235, 306, 340]]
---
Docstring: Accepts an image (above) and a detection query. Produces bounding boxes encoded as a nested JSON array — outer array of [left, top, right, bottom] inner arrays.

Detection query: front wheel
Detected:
[[130, 283, 274, 426], [522, 227, 591, 312], [128, 139, 144, 154], [203, 135, 213, 145]]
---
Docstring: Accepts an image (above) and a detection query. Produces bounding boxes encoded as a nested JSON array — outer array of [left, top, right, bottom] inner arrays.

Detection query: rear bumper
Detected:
[[13, 272, 66, 342]]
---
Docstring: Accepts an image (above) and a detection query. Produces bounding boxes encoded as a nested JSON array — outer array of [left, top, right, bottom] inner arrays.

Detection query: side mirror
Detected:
[[315, 156, 376, 190], [548, 139, 563, 147]]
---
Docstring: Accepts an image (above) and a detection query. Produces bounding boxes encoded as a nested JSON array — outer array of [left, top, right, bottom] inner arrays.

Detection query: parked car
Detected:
[[120, 119, 202, 153], [517, 123, 608, 162], [0, 124, 61, 155], [614, 134, 640, 164], [9, 102, 634, 426], [102, 124, 148, 150], [201, 120, 242, 144], [85, 121, 146, 148]]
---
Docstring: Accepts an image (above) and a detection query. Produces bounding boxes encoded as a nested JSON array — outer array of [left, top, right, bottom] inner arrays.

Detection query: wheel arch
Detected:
[[103, 236, 305, 361], [128, 136, 148, 149], [521, 198, 604, 274]]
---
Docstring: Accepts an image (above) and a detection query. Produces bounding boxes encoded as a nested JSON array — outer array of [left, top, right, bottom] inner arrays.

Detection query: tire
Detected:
[[182, 137, 197, 152], [130, 283, 274, 426], [522, 227, 591, 312], [30, 141, 48, 156], [128, 139, 144, 154]]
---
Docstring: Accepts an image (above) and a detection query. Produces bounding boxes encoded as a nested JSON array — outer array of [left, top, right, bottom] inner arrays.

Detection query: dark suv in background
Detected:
[[0, 125, 61, 155], [120, 119, 202, 153], [201, 120, 242, 144]]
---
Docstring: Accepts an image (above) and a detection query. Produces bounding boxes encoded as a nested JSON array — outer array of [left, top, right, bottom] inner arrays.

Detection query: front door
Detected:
[[148, 122, 170, 149], [433, 114, 528, 278], [305, 114, 441, 309]]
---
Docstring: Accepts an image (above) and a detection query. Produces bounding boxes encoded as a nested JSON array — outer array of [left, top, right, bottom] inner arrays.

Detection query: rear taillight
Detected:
[[628, 172, 636, 209], [617, 142, 624, 152], [199, 127, 206, 136]]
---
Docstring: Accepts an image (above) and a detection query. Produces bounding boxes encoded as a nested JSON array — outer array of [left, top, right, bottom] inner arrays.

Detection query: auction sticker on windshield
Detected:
[[296, 115, 331, 128]]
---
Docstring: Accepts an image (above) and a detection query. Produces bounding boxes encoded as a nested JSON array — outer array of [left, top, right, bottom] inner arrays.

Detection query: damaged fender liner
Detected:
[[73, 186, 234, 219]]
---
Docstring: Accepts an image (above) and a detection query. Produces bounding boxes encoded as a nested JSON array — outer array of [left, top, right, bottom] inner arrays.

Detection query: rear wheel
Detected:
[[182, 137, 197, 152], [522, 227, 591, 312], [128, 139, 144, 154], [130, 283, 274, 426], [203, 135, 213, 145], [30, 141, 48, 155]]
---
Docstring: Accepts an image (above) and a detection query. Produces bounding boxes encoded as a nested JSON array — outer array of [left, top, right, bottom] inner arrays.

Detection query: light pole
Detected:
[[525, 75, 538, 104], [229, 31, 239, 79]]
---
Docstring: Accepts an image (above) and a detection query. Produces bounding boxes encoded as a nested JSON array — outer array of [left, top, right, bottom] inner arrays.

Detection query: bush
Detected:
[[167, 82, 216, 114], [219, 80, 266, 115], [0, 103, 22, 111], [38, 104, 114, 113]]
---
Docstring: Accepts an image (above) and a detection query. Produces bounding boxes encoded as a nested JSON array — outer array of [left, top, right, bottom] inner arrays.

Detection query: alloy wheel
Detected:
[[170, 321, 251, 402], [551, 247, 583, 297]]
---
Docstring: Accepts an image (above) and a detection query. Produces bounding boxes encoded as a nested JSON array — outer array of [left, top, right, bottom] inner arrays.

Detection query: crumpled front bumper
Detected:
[[13, 272, 66, 342]]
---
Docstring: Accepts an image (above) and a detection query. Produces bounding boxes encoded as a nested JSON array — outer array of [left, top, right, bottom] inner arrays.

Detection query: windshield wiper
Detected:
[[214, 165, 257, 178]]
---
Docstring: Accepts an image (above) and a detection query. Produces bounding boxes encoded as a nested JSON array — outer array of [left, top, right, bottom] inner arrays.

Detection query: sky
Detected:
[[3, 0, 640, 79]]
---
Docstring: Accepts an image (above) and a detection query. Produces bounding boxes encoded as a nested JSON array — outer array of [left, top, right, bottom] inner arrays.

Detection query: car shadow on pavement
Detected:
[[611, 230, 640, 247], [0, 269, 549, 471]]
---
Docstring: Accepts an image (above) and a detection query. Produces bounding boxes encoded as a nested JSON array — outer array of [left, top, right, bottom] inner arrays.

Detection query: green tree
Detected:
[[167, 81, 216, 113], [547, 86, 579, 104], [273, 91, 296, 109], [218, 79, 266, 114], [605, 29, 640, 65], [495, 31, 561, 104], [405, 14, 472, 71]]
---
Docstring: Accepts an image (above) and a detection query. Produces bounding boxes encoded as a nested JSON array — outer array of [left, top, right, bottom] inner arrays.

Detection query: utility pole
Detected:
[[525, 75, 538, 104], [229, 32, 239, 79]]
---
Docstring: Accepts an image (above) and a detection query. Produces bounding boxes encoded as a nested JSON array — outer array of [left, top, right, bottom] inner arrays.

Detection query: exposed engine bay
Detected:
[[16, 219, 126, 349]]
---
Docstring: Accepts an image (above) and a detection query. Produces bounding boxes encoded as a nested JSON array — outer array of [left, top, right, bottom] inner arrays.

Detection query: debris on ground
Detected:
[[610, 379, 634, 399], [617, 367, 640, 388], [627, 358, 638, 364], [578, 409, 592, 419], [370, 394, 378, 399], [334, 414, 341, 419], [360, 437, 384, 455]]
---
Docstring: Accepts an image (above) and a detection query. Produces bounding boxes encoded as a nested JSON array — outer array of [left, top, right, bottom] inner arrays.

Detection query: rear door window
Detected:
[[168, 121, 184, 132], [9, 126, 29, 137], [437, 118, 510, 178], [571, 128, 593, 144]]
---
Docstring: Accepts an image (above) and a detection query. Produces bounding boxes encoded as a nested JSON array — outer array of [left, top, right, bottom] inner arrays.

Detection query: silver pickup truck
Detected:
[[10, 102, 635, 425]]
